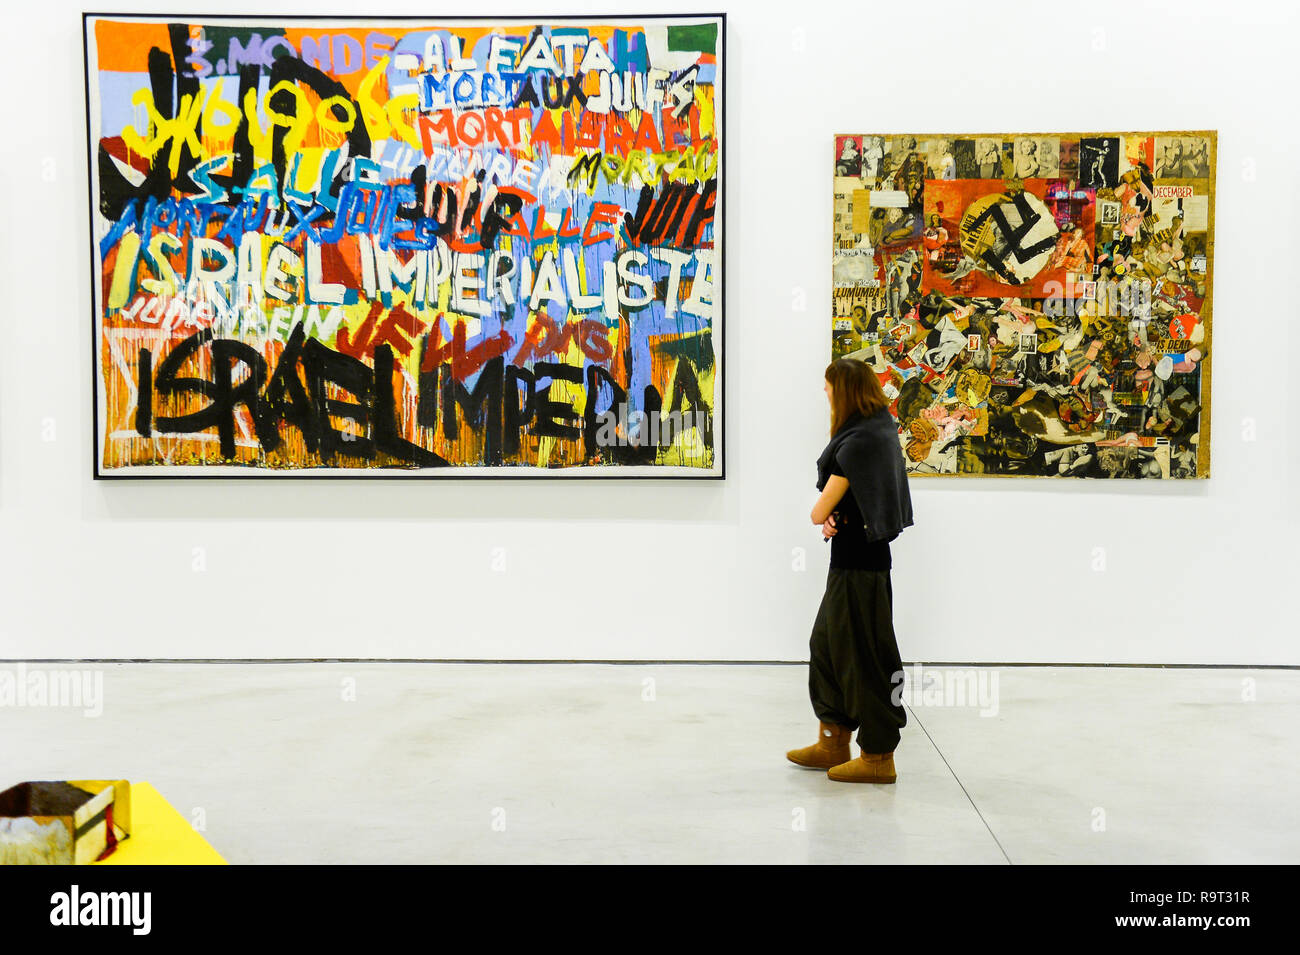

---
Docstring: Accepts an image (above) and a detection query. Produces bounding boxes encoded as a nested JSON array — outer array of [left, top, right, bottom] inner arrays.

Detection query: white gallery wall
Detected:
[[1, 0, 1295, 663]]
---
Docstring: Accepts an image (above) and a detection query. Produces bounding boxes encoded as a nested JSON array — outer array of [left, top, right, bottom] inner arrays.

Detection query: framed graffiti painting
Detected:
[[84, 14, 725, 478], [832, 131, 1215, 479]]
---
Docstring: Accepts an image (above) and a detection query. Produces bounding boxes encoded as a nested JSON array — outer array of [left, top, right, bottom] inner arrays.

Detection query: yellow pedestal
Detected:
[[93, 783, 226, 865]]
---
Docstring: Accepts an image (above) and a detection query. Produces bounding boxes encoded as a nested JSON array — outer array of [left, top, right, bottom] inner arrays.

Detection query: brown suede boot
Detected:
[[828, 749, 897, 784], [786, 722, 852, 769]]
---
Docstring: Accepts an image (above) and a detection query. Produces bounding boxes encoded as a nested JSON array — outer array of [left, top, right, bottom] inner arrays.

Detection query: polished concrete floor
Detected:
[[2, 663, 1296, 864]]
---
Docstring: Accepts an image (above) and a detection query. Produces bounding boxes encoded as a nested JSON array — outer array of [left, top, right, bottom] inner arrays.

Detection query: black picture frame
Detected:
[[83, 12, 727, 481]]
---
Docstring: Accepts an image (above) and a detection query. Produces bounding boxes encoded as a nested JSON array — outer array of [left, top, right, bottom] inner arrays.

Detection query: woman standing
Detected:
[[786, 359, 914, 783]]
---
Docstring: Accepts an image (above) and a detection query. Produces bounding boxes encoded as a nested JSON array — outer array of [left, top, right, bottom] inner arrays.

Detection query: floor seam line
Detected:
[[906, 703, 1012, 865]]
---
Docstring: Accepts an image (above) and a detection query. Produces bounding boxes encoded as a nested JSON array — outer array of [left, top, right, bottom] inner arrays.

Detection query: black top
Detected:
[[827, 458, 893, 571], [815, 408, 914, 545]]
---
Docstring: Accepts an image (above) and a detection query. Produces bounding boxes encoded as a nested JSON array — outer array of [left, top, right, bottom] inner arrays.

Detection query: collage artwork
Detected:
[[85, 15, 723, 477], [832, 131, 1215, 478]]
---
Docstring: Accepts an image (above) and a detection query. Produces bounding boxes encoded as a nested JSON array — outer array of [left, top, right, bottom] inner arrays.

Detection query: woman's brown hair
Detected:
[[825, 358, 889, 435]]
